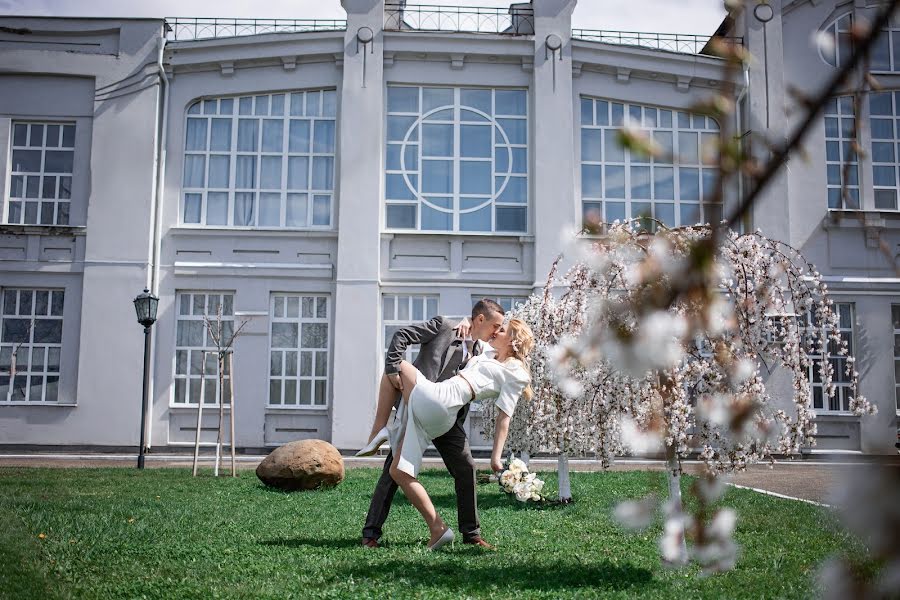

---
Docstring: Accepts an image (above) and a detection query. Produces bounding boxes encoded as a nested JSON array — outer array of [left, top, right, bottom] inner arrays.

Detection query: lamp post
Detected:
[[132, 288, 159, 469]]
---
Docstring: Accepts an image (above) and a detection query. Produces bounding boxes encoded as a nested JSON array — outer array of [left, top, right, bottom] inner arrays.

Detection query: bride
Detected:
[[357, 318, 534, 550]]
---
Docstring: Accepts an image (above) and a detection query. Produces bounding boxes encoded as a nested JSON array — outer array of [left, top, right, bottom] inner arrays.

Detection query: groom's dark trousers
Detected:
[[362, 315, 480, 543]]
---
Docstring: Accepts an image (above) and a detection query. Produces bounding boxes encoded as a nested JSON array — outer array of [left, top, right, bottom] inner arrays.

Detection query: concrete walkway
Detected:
[[2, 452, 897, 505]]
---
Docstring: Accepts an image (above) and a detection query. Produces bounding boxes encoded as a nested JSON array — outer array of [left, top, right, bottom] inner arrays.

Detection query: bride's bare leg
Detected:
[[389, 441, 447, 545], [366, 373, 400, 442], [388, 362, 446, 544], [366, 360, 418, 443]]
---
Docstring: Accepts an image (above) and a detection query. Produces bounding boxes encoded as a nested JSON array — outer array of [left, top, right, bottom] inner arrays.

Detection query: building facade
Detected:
[[0, 0, 897, 454]]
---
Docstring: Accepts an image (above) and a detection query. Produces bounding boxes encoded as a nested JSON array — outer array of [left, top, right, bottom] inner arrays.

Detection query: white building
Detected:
[[0, 0, 897, 454]]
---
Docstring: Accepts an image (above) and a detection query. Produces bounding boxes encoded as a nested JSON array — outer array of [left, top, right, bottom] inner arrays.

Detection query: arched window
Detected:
[[579, 96, 722, 230], [820, 12, 853, 68], [181, 90, 337, 228]]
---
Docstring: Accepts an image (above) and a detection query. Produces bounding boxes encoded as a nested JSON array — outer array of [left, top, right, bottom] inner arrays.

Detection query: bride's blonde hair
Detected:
[[505, 318, 534, 402]]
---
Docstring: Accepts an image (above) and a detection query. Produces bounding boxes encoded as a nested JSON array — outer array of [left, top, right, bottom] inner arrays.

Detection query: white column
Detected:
[[531, 0, 578, 284], [741, 0, 790, 241], [331, 0, 386, 450]]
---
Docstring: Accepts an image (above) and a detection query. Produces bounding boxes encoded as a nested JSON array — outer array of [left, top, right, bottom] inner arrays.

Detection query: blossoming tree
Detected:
[[483, 220, 874, 567], [482, 259, 610, 502]]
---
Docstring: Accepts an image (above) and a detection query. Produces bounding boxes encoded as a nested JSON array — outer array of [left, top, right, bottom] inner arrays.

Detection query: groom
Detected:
[[360, 299, 506, 549]]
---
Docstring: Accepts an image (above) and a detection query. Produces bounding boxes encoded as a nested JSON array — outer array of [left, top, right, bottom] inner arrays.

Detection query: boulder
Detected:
[[256, 439, 344, 491]]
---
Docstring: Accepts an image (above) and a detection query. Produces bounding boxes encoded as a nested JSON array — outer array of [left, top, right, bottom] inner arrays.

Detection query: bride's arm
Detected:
[[491, 411, 510, 473]]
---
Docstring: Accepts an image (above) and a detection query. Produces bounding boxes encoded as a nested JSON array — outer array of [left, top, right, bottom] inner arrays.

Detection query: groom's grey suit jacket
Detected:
[[384, 316, 465, 383]]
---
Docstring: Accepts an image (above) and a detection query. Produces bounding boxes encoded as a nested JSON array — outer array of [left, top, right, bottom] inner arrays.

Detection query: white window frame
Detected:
[[172, 291, 234, 407], [472, 295, 528, 313], [385, 86, 529, 234], [579, 96, 722, 230], [6, 121, 75, 226], [180, 90, 337, 229], [382, 294, 440, 363], [0, 288, 64, 403], [824, 95, 861, 210], [267, 293, 330, 408], [805, 302, 856, 413]]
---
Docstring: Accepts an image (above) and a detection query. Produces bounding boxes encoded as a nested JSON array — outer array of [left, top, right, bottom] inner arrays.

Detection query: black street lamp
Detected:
[[132, 288, 159, 469]]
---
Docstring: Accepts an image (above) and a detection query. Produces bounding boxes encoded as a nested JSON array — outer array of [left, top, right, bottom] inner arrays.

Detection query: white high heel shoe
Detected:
[[427, 527, 455, 551], [355, 426, 390, 457]]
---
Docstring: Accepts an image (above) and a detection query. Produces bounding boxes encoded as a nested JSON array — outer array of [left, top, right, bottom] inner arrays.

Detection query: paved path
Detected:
[[2, 452, 896, 505]]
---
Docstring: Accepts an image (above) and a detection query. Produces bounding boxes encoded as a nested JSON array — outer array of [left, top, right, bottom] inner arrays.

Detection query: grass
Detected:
[[0, 466, 870, 599]]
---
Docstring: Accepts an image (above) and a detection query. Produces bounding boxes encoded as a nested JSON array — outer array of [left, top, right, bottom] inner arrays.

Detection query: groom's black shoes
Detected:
[[463, 536, 494, 550], [361, 537, 379, 548]]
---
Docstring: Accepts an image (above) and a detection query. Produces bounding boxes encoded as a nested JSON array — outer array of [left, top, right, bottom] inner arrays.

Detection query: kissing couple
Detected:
[[357, 299, 534, 551]]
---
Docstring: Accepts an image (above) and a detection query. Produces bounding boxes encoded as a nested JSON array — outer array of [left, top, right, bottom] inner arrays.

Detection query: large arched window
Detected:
[[821, 11, 900, 72], [579, 96, 722, 229], [385, 86, 528, 233], [180, 90, 337, 228], [820, 12, 853, 68]]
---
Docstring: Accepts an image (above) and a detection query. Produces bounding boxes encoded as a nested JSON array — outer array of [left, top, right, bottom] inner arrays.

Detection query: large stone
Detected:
[[256, 439, 345, 491]]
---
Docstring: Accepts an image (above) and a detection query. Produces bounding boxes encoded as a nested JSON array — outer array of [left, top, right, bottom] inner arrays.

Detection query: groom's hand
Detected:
[[387, 373, 403, 390]]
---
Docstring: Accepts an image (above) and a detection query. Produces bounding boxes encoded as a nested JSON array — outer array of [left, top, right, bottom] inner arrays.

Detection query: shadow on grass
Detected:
[[428, 493, 573, 512], [259, 537, 366, 550], [332, 558, 653, 591]]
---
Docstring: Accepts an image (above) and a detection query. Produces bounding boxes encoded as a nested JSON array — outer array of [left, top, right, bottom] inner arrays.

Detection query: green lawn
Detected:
[[0, 467, 868, 599]]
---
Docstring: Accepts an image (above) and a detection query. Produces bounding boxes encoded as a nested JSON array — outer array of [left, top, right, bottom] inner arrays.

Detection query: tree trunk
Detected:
[[558, 452, 572, 502], [665, 442, 688, 563], [519, 450, 530, 467], [215, 353, 225, 477]]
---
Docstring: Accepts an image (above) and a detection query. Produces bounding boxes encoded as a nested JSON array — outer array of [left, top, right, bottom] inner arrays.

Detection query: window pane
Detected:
[[234, 192, 255, 225], [460, 205, 491, 231], [287, 157, 309, 190], [186, 118, 207, 151], [496, 206, 526, 232], [582, 165, 602, 197], [261, 120, 283, 152], [496, 119, 526, 145], [388, 87, 419, 113], [312, 195, 330, 226], [12, 150, 41, 172], [183, 193, 202, 223], [44, 151, 73, 173], [260, 156, 282, 189], [311, 157, 334, 190], [208, 155, 230, 188], [313, 121, 335, 153], [237, 119, 258, 151], [581, 129, 602, 161], [286, 193, 308, 227], [461, 125, 491, 157], [387, 204, 416, 228], [258, 192, 281, 226], [289, 120, 310, 152], [460, 161, 491, 194], [206, 192, 228, 225], [422, 160, 452, 194], [421, 205, 452, 230], [235, 156, 256, 188], [495, 90, 526, 115]]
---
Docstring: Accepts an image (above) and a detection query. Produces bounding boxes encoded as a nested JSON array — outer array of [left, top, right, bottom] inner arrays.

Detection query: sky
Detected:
[[0, 0, 728, 35]]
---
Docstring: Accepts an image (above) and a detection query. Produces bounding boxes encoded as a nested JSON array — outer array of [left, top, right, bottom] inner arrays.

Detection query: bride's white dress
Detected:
[[389, 353, 530, 478]]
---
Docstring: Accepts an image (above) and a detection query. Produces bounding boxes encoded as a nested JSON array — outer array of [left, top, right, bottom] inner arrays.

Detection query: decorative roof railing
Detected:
[[572, 29, 743, 56], [384, 3, 535, 35], [164, 18, 347, 41]]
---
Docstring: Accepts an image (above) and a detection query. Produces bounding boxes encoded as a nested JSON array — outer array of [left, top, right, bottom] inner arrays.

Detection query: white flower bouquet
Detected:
[[491, 455, 547, 503]]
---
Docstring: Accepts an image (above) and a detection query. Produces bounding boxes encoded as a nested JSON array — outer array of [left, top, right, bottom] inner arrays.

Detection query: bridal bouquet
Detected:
[[492, 456, 546, 503]]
